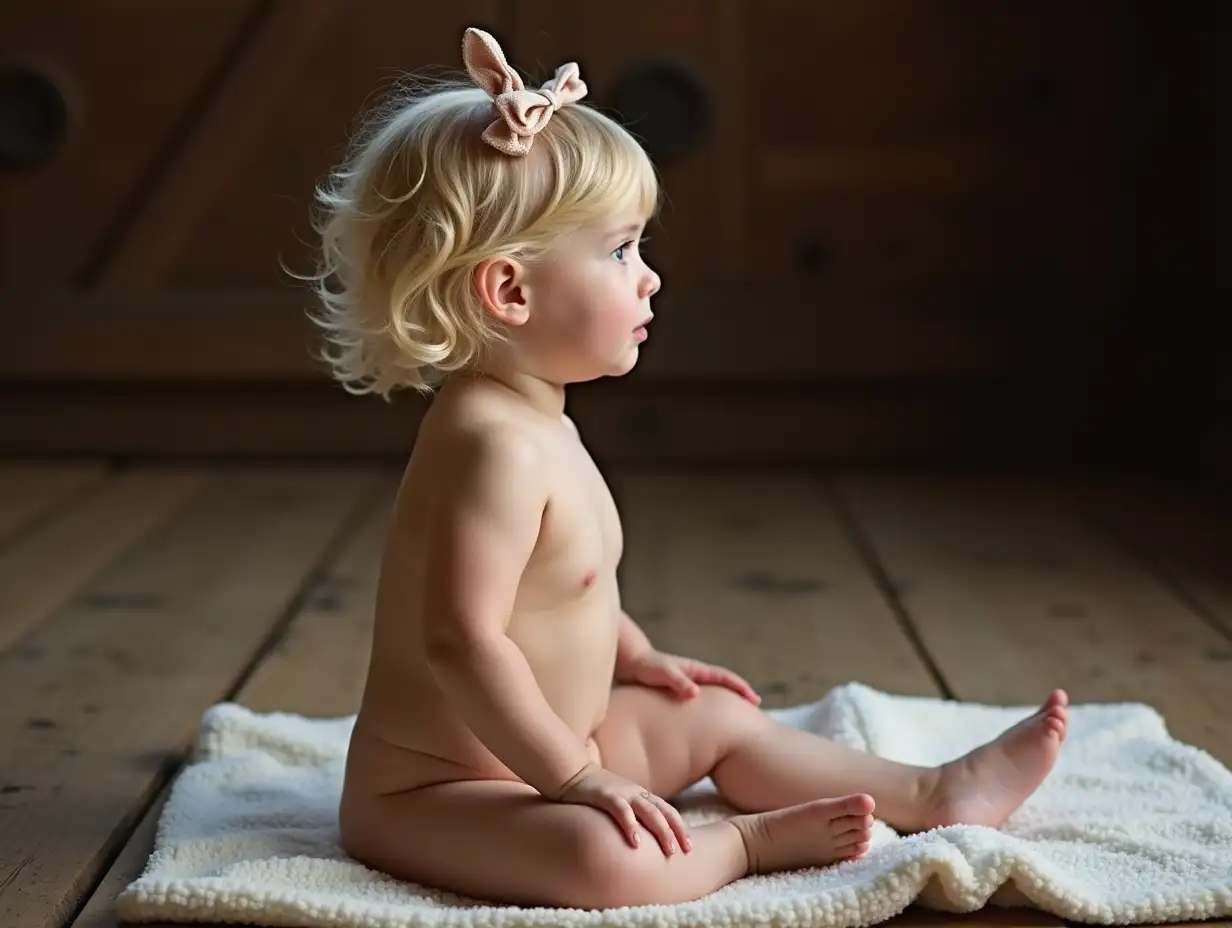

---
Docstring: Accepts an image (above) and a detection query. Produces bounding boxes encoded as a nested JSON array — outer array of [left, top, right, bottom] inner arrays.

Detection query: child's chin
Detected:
[[612, 349, 640, 376], [572, 345, 640, 381]]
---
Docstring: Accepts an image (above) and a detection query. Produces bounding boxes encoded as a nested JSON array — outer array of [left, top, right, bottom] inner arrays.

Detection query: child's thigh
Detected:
[[594, 684, 766, 800], [342, 778, 646, 909]]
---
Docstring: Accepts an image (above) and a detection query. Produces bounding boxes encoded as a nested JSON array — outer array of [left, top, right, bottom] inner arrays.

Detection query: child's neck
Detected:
[[457, 366, 567, 420]]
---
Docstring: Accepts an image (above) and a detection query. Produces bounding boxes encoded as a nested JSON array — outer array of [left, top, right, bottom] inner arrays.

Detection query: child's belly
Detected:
[[343, 596, 620, 798], [507, 593, 621, 734]]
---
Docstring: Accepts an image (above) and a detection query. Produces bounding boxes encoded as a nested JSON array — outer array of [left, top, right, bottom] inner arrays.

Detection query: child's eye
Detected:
[[612, 237, 647, 262], [612, 240, 634, 262]]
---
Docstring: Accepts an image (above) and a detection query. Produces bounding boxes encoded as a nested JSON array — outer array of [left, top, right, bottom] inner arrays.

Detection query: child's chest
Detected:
[[528, 441, 623, 600]]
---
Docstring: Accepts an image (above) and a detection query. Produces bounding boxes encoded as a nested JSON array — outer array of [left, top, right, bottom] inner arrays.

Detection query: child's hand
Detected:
[[552, 764, 691, 855], [617, 651, 761, 705]]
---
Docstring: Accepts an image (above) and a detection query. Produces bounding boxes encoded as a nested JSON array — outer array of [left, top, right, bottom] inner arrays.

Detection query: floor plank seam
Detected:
[[60, 751, 188, 928], [1073, 501, 1232, 644], [819, 475, 955, 699], [218, 475, 390, 707]]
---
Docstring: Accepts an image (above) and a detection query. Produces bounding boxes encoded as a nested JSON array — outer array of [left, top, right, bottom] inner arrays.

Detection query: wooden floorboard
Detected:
[[5, 465, 1226, 928], [0, 461, 108, 547], [614, 473, 941, 705], [73, 474, 399, 928], [0, 468, 208, 656], [0, 467, 378, 928], [831, 474, 1232, 765], [1069, 480, 1232, 640]]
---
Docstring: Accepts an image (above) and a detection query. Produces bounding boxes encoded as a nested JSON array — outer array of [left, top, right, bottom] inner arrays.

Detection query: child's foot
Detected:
[[922, 689, 1069, 830], [730, 793, 875, 874]]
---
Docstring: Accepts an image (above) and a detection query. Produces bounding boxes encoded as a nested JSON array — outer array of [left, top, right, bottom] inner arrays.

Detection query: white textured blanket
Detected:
[[117, 683, 1232, 927]]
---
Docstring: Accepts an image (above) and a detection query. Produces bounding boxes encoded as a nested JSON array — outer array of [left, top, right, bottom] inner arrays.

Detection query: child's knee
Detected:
[[567, 815, 679, 908], [695, 684, 766, 738]]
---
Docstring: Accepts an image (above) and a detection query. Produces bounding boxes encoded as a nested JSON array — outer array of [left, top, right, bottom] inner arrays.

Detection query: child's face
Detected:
[[520, 206, 660, 383]]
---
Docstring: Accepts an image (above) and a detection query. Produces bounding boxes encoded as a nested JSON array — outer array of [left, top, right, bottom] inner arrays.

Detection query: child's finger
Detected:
[[608, 800, 641, 848], [633, 794, 679, 855], [659, 799, 692, 852], [709, 667, 760, 702]]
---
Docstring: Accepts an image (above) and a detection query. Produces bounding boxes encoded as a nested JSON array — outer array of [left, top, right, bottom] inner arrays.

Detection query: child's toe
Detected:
[[842, 794, 875, 815]]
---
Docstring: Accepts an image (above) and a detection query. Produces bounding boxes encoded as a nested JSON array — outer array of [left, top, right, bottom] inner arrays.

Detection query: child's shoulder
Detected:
[[418, 383, 554, 477]]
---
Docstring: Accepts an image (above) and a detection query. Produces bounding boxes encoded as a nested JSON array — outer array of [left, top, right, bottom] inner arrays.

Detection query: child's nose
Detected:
[[640, 267, 661, 299]]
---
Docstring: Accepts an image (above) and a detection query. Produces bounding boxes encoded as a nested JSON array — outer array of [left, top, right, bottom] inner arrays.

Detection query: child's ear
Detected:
[[474, 257, 530, 325]]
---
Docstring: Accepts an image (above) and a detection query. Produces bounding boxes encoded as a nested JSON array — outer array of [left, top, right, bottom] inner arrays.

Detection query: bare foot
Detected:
[[922, 689, 1069, 830], [730, 793, 876, 874]]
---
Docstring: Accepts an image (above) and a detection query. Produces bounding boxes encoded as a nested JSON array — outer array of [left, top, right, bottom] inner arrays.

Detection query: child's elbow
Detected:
[[423, 619, 496, 669]]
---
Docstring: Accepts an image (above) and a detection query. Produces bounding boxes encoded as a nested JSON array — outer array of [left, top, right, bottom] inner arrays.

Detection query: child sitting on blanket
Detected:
[[304, 27, 1070, 910]]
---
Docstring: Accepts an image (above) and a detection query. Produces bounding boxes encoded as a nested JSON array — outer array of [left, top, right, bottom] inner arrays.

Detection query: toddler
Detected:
[[307, 27, 1070, 910]]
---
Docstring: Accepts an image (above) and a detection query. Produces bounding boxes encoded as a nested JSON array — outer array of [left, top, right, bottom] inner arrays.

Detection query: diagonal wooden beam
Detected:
[[93, 0, 342, 289]]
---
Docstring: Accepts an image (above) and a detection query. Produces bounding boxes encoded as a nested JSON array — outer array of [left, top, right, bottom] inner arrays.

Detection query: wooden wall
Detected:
[[0, 1, 1225, 473]]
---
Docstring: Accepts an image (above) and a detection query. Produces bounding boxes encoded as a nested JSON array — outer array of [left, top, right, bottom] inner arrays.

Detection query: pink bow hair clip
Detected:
[[462, 27, 588, 156]]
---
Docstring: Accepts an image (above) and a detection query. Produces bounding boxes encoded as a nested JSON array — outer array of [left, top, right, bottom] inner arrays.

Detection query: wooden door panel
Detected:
[[167, 0, 501, 288], [0, 2, 1215, 468], [0, 0, 254, 285], [749, 184, 1122, 305], [753, 0, 1125, 145]]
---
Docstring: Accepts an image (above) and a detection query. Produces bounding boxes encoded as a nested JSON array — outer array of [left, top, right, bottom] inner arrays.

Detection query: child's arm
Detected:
[[422, 426, 592, 798]]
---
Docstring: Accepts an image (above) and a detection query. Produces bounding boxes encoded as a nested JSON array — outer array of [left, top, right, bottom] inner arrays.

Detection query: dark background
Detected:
[[1, 1, 1227, 482]]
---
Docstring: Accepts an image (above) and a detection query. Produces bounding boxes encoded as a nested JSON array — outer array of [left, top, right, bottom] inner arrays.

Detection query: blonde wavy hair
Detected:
[[301, 75, 661, 399]]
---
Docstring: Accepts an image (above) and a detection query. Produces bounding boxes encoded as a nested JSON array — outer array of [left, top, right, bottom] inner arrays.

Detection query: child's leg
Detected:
[[340, 777, 866, 909], [596, 684, 1068, 835]]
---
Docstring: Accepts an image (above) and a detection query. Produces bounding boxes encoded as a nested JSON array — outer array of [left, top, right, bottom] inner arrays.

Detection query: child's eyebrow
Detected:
[[609, 221, 646, 237]]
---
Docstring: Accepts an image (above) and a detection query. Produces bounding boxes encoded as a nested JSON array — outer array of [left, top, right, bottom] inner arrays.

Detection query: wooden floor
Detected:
[[1, 460, 1229, 928]]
